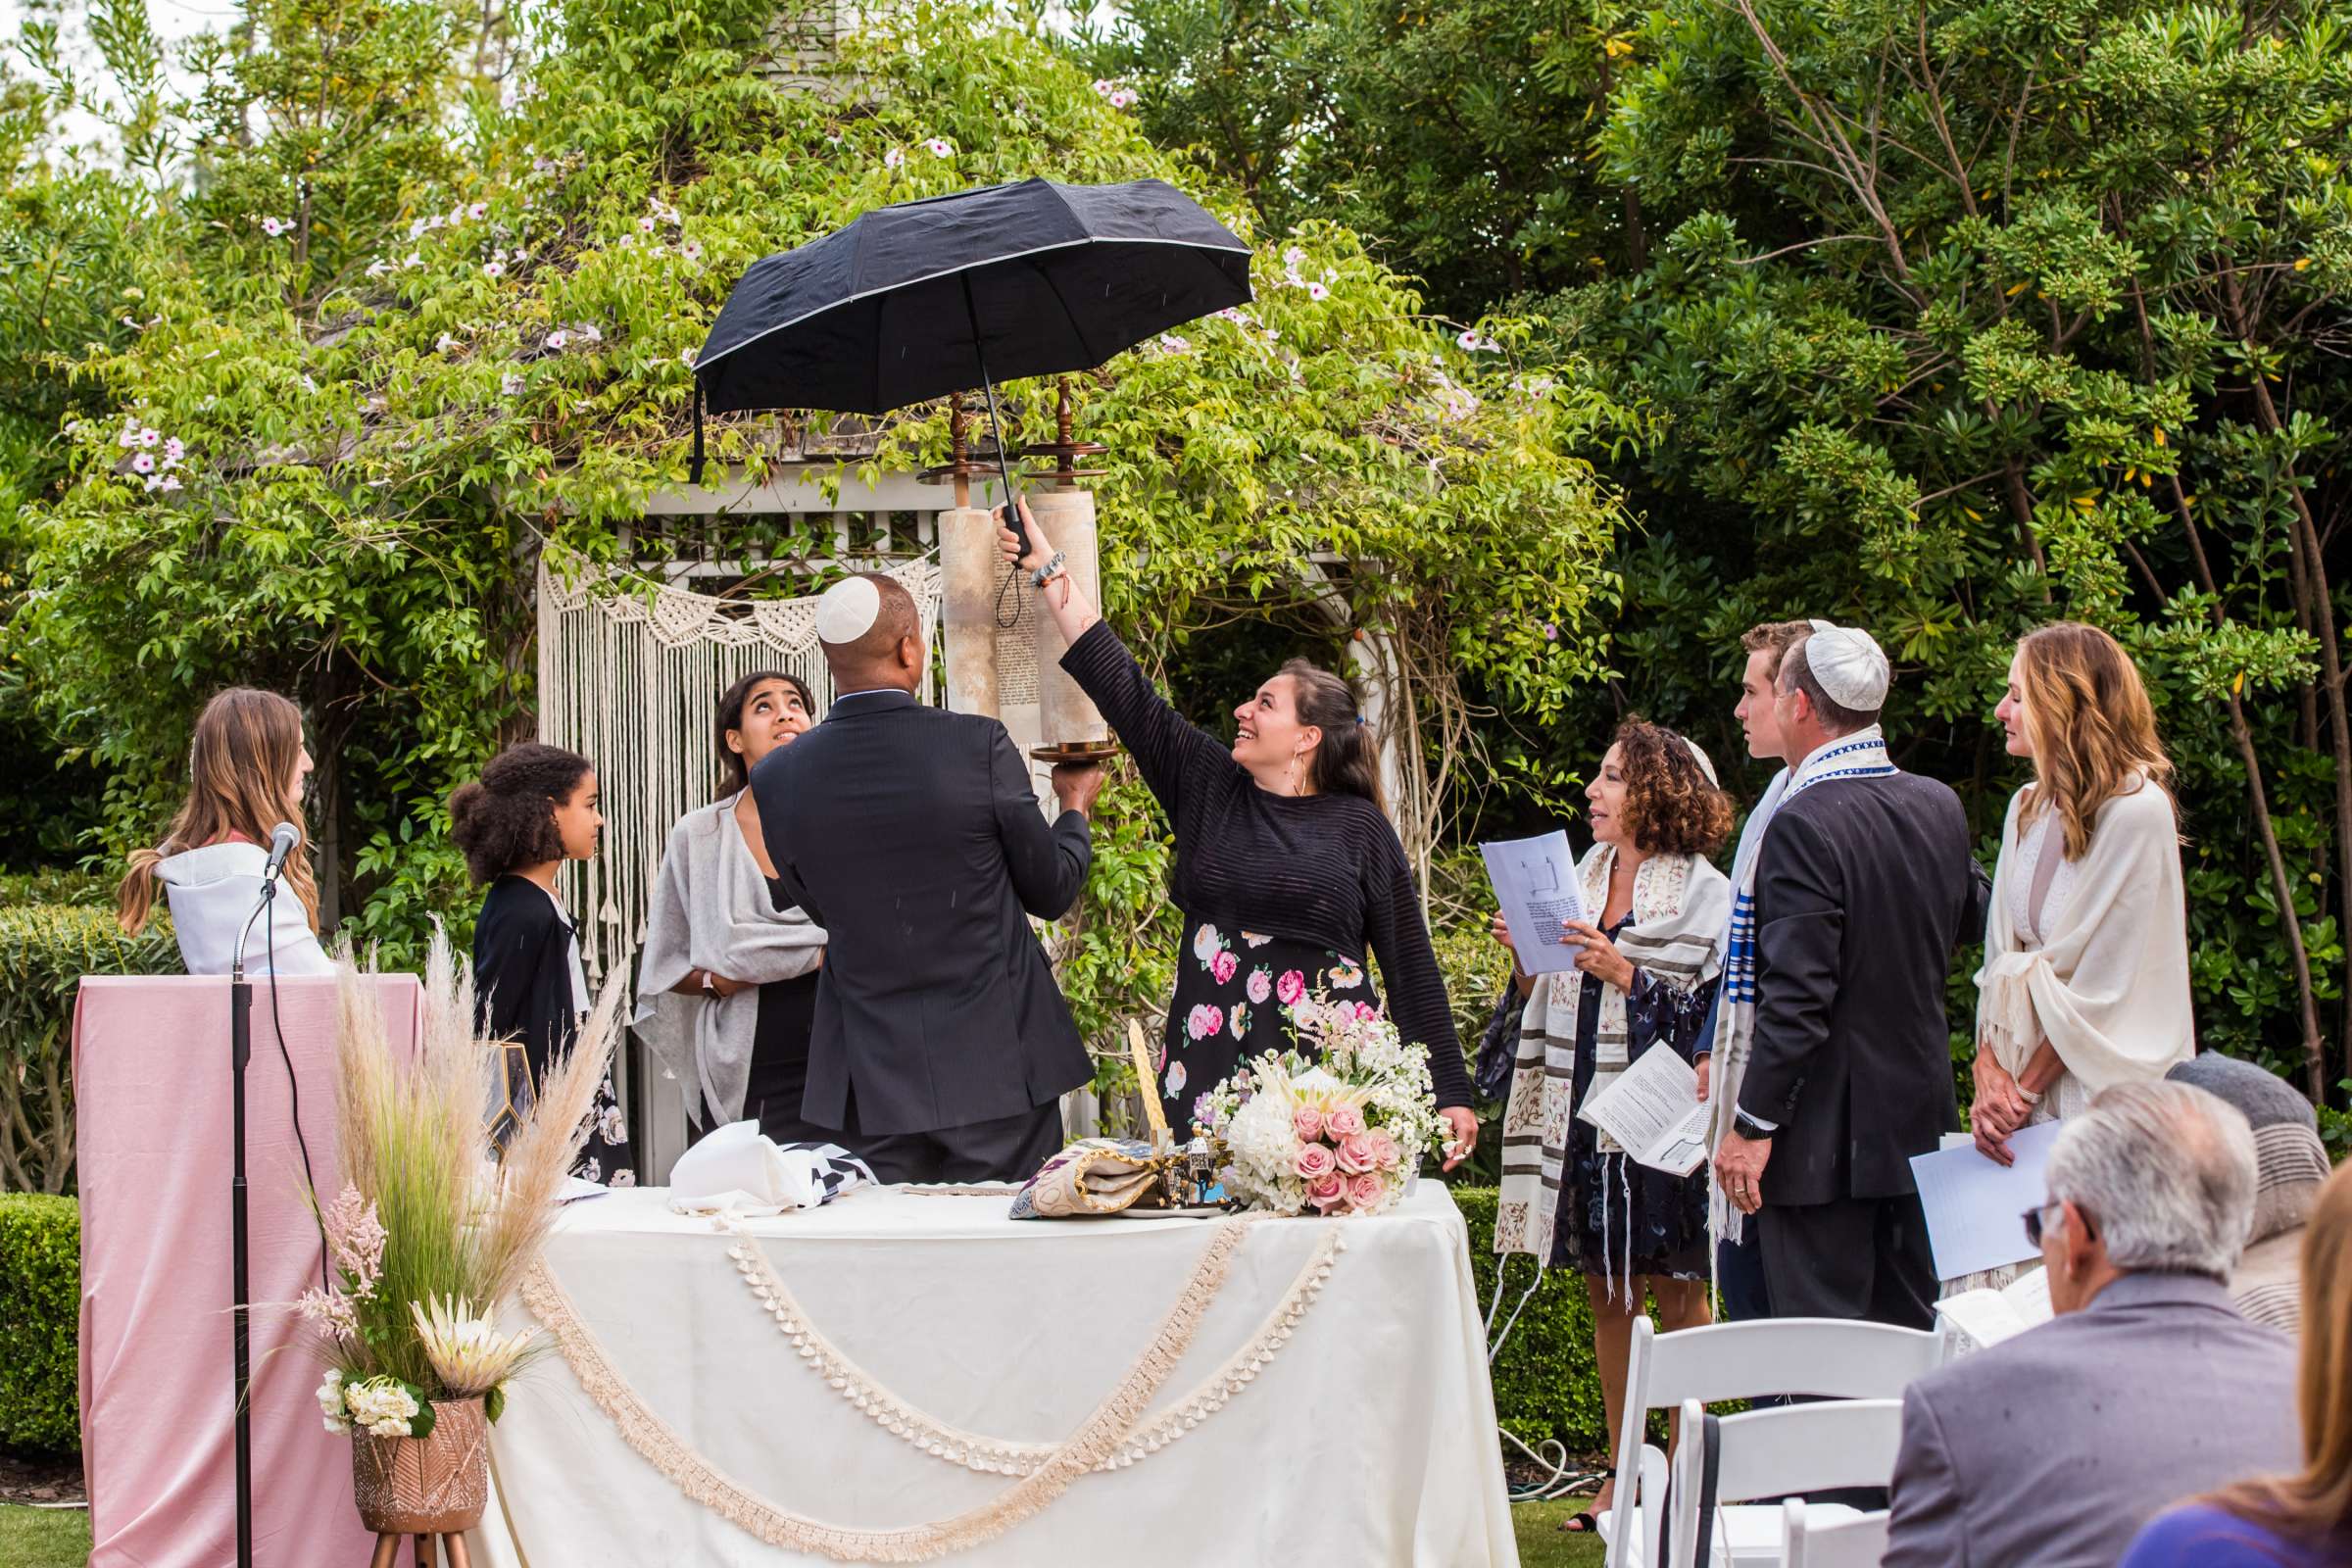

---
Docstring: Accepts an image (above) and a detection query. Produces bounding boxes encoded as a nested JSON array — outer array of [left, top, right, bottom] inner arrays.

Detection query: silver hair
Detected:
[[2046, 1081, 2258, 1279]]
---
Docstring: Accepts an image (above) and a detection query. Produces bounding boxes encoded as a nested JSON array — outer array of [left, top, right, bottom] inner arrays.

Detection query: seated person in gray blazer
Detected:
[[1885, 1081, 2298, 1568]]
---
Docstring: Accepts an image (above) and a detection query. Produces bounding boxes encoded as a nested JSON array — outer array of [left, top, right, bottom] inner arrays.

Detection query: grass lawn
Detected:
[[1513, 1496, 1610, 1566], [3, 1495, 1599, 1566], [0, 1504, 89, 1567]]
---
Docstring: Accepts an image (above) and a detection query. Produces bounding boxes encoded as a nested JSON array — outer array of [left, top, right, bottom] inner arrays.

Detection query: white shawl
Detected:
[[1494, 846, 1732, 1262], [630, 794, 827, 1128], [1975, 776, 2192, 1098]]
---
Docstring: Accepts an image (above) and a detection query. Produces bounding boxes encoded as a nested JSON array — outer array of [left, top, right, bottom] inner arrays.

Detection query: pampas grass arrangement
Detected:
[[302, 926, 624, 1436]]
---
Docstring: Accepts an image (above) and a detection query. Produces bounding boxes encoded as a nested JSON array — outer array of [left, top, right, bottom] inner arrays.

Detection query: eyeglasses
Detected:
[[2022, 1200, 2062, 1247]]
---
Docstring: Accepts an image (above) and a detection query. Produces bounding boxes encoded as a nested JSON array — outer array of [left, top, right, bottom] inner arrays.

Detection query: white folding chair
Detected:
[[1667, 1397, 1905, 1568], [1784, 1500, 1890, 1568], [1598, 1316, 1947, 1568]]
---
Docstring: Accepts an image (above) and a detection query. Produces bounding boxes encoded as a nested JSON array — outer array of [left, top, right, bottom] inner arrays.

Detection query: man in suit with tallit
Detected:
[[1711, 621, 1991, 1326]]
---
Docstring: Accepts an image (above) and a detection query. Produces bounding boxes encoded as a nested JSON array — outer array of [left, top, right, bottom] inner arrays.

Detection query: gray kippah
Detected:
[[2167, 1053, 2317, 1132]]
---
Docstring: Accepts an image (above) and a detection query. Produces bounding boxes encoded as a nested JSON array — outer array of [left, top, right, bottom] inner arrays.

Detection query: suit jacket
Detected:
[[1885, 1272, 2299, 1568], [753, 689, 1092, 1136], [1736, 770, 1989, 1204]]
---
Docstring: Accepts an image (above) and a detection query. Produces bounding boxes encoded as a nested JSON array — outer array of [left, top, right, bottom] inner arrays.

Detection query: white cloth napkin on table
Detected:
[[664, 1120, 876, 1216]]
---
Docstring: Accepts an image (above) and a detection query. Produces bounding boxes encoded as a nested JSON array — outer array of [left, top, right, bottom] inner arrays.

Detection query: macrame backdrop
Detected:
[[536, 548, 942, 981]]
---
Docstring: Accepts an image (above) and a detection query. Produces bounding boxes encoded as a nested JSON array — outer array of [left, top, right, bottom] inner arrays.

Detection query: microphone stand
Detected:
[[228, 877, 275, 1568]]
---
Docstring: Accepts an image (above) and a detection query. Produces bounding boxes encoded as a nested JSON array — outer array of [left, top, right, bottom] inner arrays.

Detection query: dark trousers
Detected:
[[854, 1101, 1064, 1185], [1715, 1221, 1772, 1322], [1759, 1192, 1936, 1330]]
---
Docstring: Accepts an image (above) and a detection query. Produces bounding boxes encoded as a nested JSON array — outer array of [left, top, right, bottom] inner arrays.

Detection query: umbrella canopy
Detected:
[[689, 177, 1251, 481]]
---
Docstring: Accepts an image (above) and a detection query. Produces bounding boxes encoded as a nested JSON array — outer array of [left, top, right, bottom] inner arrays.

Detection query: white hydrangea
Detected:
[[317, 1368, 350, 1436], [343, 1377, 420, 1439]]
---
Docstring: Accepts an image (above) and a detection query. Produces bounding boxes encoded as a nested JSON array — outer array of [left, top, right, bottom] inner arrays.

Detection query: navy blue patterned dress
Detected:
[[1162, 923, 1379, 1135], [1550, 912, 1718, 1279]]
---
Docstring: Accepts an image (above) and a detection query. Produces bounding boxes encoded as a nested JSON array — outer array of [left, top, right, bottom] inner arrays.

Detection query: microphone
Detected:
[[262, 822, 301, 884]]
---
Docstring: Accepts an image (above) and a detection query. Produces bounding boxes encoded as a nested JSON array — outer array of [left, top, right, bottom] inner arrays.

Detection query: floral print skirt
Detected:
[[1158, 920, 1379, 1136]]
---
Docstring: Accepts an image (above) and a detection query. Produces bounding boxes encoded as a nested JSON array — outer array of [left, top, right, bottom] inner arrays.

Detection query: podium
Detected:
[[74, 974, 421, 1568]]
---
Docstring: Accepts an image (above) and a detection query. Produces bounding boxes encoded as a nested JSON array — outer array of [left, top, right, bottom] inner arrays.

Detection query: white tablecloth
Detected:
[[469, 1184, 1516, 1566]]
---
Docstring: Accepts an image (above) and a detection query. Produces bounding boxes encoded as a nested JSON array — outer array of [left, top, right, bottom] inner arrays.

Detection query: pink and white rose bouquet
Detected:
[[1197, 996, 1445, 1216]]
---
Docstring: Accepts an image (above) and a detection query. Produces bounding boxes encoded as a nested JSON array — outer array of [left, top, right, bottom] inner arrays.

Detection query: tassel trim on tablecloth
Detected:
[[719, 1214, 1342, 1475], [517, 1213, 1274, 1562]]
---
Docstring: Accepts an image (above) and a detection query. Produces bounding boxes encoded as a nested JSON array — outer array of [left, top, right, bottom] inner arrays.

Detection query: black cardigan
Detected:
[[1061, 621, 1473, 1108], [471, 875, 577, 1081]]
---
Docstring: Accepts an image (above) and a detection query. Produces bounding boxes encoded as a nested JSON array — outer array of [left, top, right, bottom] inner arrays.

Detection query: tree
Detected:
[[8, 0, 1631, 1089], [1078, 0, 1653, 319], [1541, 0, 2352, 1095]]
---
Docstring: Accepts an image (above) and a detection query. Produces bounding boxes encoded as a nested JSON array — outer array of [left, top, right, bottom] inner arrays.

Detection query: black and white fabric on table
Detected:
[[665, 1118, 877, 1214]]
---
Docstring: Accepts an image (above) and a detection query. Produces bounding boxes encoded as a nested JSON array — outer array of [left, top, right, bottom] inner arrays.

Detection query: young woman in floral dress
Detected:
[[1000, 503, 1477, 1166]]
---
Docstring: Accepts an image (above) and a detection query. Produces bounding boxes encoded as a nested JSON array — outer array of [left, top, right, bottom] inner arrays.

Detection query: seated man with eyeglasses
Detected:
[[1884, 1080, 2299, 1568]]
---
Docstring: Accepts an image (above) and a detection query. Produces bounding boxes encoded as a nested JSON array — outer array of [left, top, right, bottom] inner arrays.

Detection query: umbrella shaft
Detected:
[[962, 271, 1029, 555]]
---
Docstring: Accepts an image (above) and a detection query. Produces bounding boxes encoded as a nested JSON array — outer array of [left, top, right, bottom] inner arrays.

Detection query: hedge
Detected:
[[1451, 1185, 1608, 1453], [0, 1194, 80, 1452], [0, 902, 181, 1195]]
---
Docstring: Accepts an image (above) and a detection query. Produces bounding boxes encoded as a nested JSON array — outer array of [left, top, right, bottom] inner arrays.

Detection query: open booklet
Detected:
[[1481, 831, 1592, 977], [1936, 1266, 2053, 1352], [1574, 1040, 1710, 1176]]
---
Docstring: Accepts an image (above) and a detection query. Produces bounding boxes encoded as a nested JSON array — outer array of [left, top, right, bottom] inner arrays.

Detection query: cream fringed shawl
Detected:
[[1975, 777, 2193, 1100], [631, 794, 827, 1128], [1494, 845, 1730, 1260]]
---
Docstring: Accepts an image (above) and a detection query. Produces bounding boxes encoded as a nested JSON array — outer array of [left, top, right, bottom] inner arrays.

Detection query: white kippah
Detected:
[[1683, 737, 1719, 787], [815, 577, 881, 645], [1802, 618, 1891, 710]]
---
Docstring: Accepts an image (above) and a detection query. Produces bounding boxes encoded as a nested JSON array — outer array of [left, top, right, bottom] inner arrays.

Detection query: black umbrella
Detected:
[[689, 176, 1253, 549]]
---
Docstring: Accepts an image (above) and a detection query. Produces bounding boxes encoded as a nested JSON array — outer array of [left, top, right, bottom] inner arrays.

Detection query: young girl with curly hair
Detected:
[[452, 742, 631, 1184]]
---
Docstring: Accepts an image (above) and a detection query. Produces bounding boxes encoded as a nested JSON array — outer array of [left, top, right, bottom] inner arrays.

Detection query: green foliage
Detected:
[[6, 0, 1629, 1002], [1451, 1185, 1605, 1451], [0, 903, 181, 1195], [1114, 0, 2352, 1102], [0, 1194, 80, 1452], [1078, 0, 1654, 318], [1541, 0, 2352, 1089]]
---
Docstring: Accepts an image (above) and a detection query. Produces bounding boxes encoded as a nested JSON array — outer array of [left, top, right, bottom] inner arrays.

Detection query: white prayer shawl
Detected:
[[630, 794, 827, 1128], [1700, 765, 1788, 1167], [1976, 776, 2192, 1100], [1494, 846, 1731, 1264], [1709, 729, 1896, 1245]]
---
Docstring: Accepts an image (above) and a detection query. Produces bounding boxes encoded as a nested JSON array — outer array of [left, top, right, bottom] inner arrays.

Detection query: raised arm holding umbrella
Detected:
[[998, 499, 1481, 1167]]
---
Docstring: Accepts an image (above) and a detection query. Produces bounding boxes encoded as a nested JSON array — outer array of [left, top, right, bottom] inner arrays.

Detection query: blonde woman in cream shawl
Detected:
[[1491, 719, 1733, 1537], [633, 672, 830, 1146], [1972, 623, 2193, 1165]]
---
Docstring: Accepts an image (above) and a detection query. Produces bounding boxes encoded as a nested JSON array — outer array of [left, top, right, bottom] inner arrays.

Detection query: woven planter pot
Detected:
[[351, 1397, 489, 1535]]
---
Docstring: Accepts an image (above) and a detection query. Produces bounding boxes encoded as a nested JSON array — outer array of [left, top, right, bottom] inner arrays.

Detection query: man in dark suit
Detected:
[[753, 572, 1105, 1183], [1712, 623, 1990, 1327]]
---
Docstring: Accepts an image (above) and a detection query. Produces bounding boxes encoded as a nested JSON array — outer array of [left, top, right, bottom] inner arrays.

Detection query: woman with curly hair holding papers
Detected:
[[1492, 718, 1733, 1536]]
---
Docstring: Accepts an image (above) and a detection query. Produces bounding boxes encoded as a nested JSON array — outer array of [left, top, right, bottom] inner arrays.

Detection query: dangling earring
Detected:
[[1287, 751, 1303, 797]]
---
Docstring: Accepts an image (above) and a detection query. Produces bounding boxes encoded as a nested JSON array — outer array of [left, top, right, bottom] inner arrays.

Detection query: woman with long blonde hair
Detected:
[[1970, 622, 2191, 1162], [2121, 1162, 2352, 1564], [117, 687, 332, 976]]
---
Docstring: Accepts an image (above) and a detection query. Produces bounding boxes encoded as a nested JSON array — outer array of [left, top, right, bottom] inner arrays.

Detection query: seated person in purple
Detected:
[[2121, 1161, 2352, 1568]]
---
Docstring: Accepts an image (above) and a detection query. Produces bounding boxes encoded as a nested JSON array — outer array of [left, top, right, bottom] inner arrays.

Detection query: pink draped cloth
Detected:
[[74, 974, 420, 1568]]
